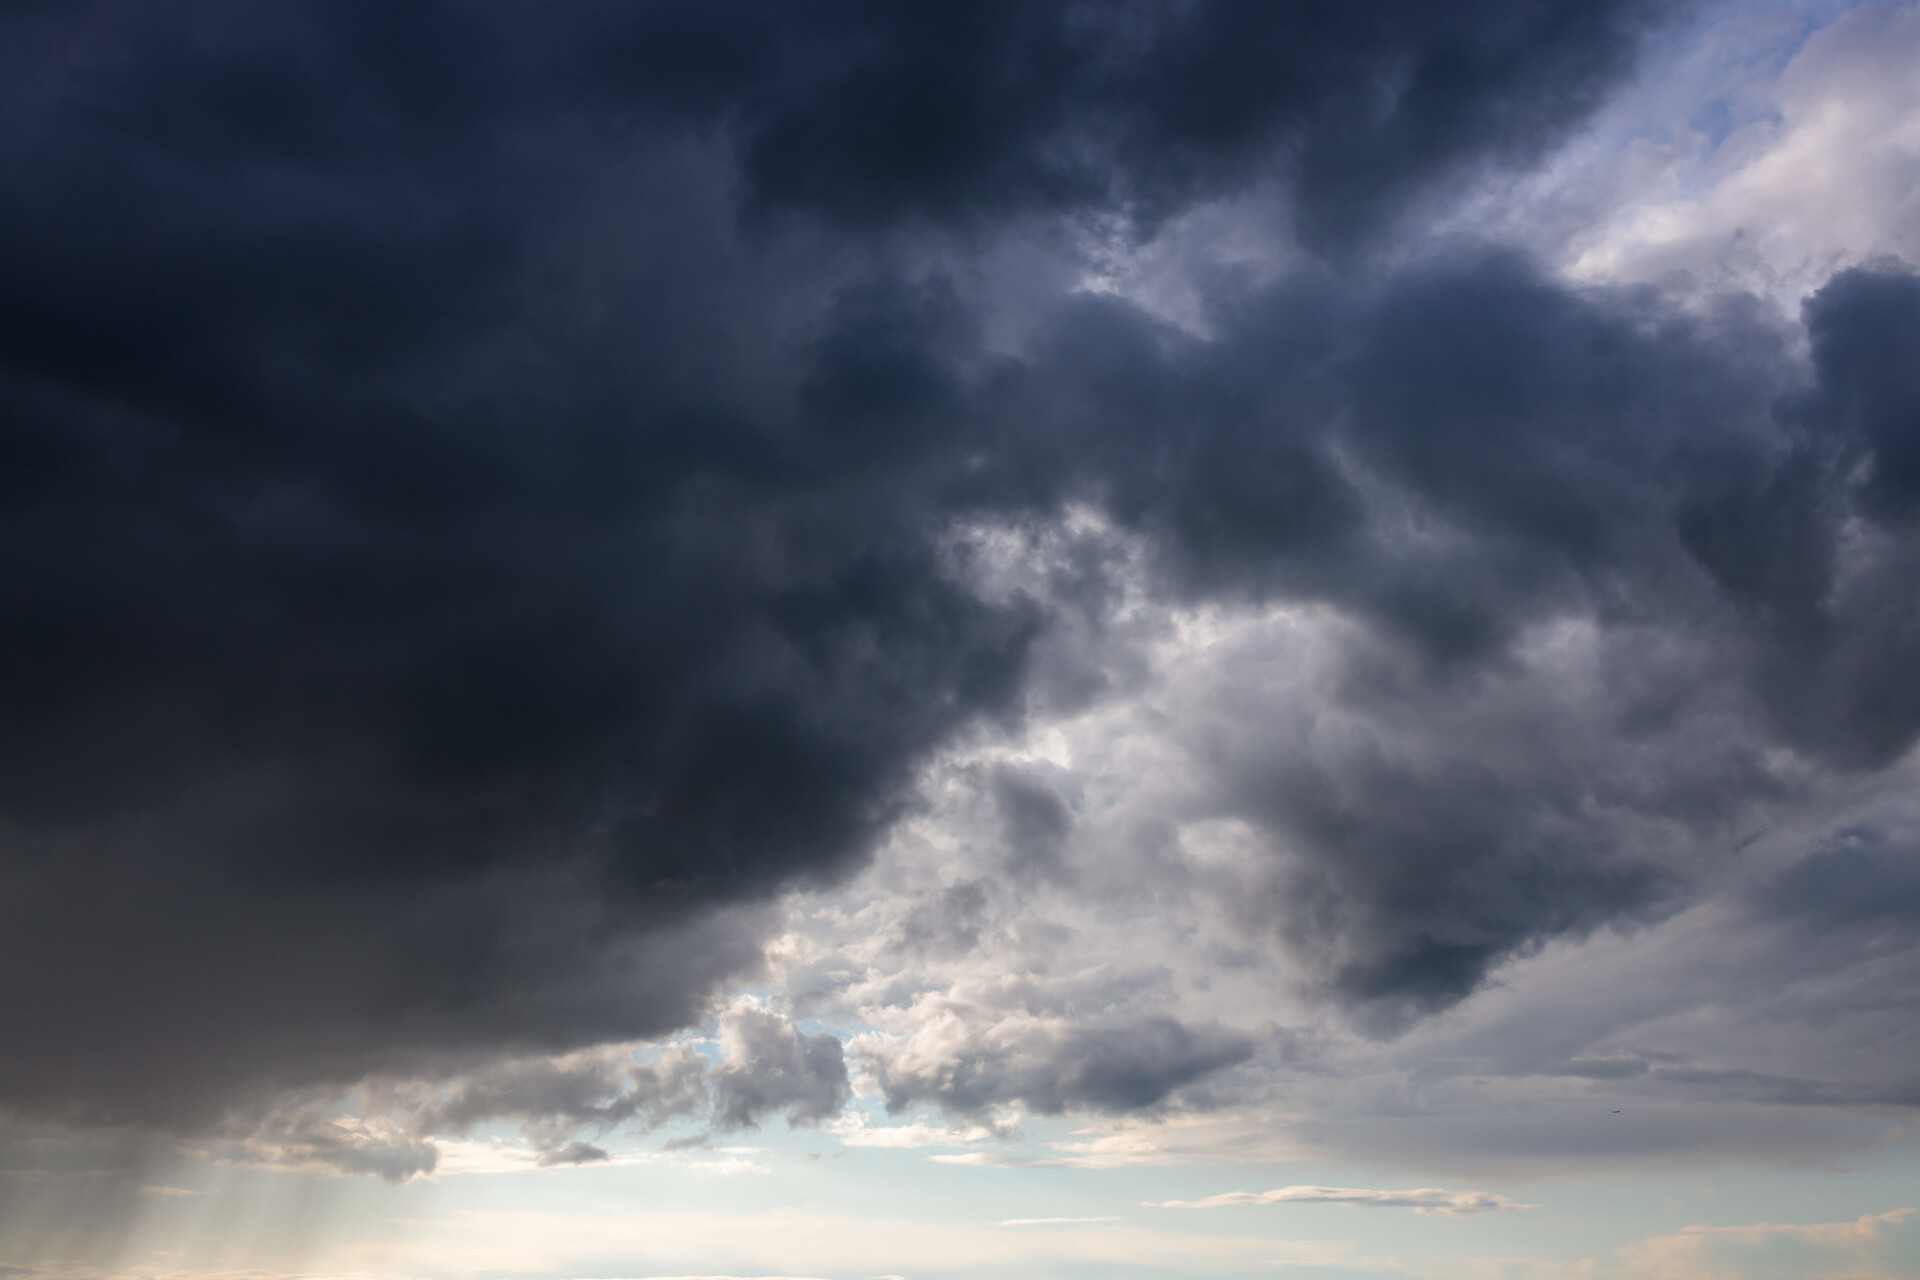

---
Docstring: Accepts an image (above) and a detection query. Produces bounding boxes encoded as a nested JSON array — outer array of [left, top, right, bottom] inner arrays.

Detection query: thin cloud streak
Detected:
[[1148, 1185, 1538, 1216]]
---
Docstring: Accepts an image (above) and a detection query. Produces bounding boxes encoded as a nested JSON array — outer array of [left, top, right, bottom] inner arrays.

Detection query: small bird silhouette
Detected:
[[1612, 1110, 1621, 1114]]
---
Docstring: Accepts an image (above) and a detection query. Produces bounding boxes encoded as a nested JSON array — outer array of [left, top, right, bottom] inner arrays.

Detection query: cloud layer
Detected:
[[2, 0, 1918, 1178]]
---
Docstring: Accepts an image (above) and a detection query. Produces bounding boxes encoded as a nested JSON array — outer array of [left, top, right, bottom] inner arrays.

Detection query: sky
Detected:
[[3, 2, 1920, 1278]]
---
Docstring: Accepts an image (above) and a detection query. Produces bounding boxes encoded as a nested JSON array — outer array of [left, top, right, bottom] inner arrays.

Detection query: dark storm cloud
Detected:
[[0, 0, 1897, 1137], [0, 1, 1041, 1125], [1697, 265, 1920, 770], [1802, 265, 1920, 523], [0, 0, 1677, 248], [699, 0, 1678, 244]]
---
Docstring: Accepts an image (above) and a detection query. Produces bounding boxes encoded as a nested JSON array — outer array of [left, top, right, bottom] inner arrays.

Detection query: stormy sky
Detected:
[[3, 3, 1920, 1278]]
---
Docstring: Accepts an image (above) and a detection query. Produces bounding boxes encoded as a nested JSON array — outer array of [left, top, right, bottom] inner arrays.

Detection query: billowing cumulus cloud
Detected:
[[711, 1004, 852, 1131]]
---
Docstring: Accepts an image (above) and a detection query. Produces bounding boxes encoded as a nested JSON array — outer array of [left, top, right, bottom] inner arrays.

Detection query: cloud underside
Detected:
[[1, 0, 1919, 1142], [222, 1003, 849, 1181]]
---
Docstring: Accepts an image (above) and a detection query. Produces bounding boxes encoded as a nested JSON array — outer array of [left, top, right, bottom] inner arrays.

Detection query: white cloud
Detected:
[[690, 1149, 772, 1176], [1619, 1207, 1917, 1280], [1148, 1185, 1536, 1217], [1561, 2, 1920, 300], [832, 1118, 987, 1149]]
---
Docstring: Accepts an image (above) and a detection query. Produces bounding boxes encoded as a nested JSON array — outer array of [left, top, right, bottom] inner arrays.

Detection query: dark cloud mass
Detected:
[[0, 0, 1052, 1123], [5, 0, 1919, 1136], [713, 0, 1672, 243]]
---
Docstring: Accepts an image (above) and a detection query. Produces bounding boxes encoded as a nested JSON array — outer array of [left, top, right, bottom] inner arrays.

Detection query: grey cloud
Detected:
[[822, 245, 1920, 1126], [1645, 1065, 1920, 1109], [1228, 733, 1684, 1022], [1731, 267, 1920, 769], [1802, 256, 1920, 526], [1544, 1058, 1652, 1080], [872, 1014, 1253, 1119], [1077, 261, 1920, 1021], [235, 1113, 438, 1184], [1242, 793, 1920, 1168], [803, 246, 1920, 1119], [1753, 821, 1920, 942], [895, 880, 993, 958], [661, 1132, 712, 1152], [220, 1012, 850, 1176], [400, 1043, 712, 1158], [710, 1007, 851, 1131], [991, 766, 1075, 883], [535, 1140, 611, 1167]]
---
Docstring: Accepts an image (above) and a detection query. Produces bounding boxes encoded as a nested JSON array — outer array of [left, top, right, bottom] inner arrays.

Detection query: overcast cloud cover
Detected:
[[3, 2, 1920, 1278]]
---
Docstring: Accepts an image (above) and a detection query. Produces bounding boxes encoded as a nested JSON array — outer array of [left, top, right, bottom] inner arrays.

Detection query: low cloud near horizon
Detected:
[[1148, 1186, 1537, 1217]]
